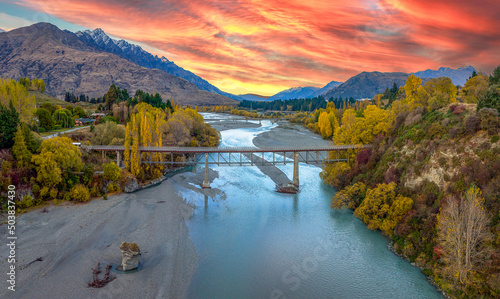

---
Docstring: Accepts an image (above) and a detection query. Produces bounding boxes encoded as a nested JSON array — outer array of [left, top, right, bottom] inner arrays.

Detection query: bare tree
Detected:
[[437, 186, 491, 286], [167, 119, 190, 145]]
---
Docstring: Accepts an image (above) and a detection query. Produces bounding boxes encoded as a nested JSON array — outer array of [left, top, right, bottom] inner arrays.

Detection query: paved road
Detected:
[[42, 126, 89, 139]]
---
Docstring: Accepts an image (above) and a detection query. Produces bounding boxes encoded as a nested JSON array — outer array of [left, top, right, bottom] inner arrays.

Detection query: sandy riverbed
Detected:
[[0, 117, 328, 299]]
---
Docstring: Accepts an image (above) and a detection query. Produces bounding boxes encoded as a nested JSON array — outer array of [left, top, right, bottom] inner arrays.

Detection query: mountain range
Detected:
[[323, 71, 411, 100], [412, 66, 475, 86], [267, 86, 321, 101], [268, 67, 475, 101], [75, 28, 242, 101], [0, 23, 237, 106], [237, 94, 270, 101]]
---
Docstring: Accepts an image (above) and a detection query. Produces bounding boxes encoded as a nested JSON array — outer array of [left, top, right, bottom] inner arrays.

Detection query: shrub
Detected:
[[492, 135, 500, 143], [103, 162, 121, 182], [464, 114, 481, 135], [90, 185, 100, 197], [18, 194, 36, 209], [438, 157, 447, 167], [452, 105, 466, 115], [82, 165, 94, 186], [428, 123, 443, 138], [384, 166, 400, 184], [331, 182, 367, 209], [70, 184, 90, 202], [49, 188, 58, 200], [356, 148, 372, 166]]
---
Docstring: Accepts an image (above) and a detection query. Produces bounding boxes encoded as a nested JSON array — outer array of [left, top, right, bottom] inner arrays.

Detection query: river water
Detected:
[[181, 114, 442, 299]]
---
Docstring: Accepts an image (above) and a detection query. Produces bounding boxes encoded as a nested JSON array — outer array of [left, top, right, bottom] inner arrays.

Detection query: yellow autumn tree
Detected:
[[422, 77, 458, 110], [459, 73, 489, 103], [124, 122, 131, 169], [31, 151, 62, 193], [0, 78, 36, 124], [354, 183, 413, 236], [404, 74, 423, 105], [331, 182, 367, 209], [356, 105, 391, 143], [318, 111, 332, 139], [333, 109, 358, 145], [125, 103, 168, 178], [36, 136, 83, 172], [130, 114, 140, 176]]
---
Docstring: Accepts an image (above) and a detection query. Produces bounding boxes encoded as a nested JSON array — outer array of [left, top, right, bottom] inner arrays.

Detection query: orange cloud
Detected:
[[14, 0, 500, 95]]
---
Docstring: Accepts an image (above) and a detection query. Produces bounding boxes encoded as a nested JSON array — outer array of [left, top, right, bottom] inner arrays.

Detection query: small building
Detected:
[[91, 112, 106, 118], [75, 118, 96, 126]]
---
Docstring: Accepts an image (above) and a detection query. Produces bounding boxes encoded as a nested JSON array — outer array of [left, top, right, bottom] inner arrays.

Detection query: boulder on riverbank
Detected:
[[122, 174, 140, 193], [117, 242, 141, 271]]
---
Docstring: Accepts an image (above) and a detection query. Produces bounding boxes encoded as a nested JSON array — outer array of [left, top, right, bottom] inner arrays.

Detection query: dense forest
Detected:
[[238, 95, 357, 111]]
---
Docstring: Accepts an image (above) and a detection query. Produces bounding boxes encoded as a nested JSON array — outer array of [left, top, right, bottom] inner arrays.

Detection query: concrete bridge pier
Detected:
[[293, 152, 299, 187], [202, 153, 211, 188], [116, 151, 121, 167]]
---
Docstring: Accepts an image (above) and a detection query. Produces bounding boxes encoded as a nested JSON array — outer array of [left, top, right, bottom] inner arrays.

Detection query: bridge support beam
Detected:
[[202, 153, 211, 188], [293, 152, 299, 187], [116, 151, 120, 167]]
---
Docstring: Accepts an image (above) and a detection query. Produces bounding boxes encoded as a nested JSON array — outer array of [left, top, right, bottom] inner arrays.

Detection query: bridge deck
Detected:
[[83, 144, 370, 153]]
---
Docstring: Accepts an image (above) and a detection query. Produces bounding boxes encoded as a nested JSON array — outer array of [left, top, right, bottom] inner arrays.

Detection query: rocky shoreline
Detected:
[[387, 241, 449, 298]]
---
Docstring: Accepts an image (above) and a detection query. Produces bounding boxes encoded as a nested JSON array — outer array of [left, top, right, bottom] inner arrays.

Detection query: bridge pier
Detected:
[[202, 153, 211, 188], [116, 151, 120, 167], [293, 152, 299, 187]]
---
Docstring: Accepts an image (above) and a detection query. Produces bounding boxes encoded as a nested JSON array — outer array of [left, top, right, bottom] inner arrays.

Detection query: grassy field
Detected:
[[31, 91, 68, 106]]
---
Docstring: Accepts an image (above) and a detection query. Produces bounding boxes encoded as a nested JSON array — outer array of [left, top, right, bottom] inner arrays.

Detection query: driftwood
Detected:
[[20, 257, 43, 270], [88, 262, 115, 288]]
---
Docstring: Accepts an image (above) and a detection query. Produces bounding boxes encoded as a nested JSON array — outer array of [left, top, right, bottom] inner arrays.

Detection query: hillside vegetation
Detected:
[[324, 68, 500, 297]]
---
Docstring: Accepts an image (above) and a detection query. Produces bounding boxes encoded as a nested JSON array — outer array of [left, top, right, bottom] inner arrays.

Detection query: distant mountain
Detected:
[[309, 80, 343, 98], [0, 23, 237, 106], [75, 28, 242, 101], [0, 28, 5, 33], [412, 66, 475, 86], [237, 94, 270, 101], [324, 71, 411, 100], [268, 86, 320, 101]]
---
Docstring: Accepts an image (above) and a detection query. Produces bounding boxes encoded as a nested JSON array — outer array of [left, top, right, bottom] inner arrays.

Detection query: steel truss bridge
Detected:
[[82, 144, 371, 188]]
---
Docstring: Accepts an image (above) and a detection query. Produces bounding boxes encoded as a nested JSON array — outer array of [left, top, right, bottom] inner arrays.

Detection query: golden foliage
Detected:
[[0, 78, 36, 125], [331, 182, 367, 209], [460, 73, 489, 103], [70, 184, 91, 202], [353, 183, 413, 236]]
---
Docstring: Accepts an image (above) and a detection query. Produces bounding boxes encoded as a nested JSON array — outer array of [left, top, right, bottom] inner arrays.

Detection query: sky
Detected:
[[1, 0, 499, 96]]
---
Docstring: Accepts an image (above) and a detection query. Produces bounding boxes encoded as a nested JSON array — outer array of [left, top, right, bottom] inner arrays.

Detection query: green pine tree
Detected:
[[0, 100, 20, 148]]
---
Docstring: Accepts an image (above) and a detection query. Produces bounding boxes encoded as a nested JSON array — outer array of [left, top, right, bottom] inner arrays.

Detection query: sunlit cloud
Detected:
[[6, 0, 500, 95]]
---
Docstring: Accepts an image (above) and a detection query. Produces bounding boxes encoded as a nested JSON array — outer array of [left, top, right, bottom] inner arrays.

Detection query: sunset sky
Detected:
[[1, 0, 499, 95]]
